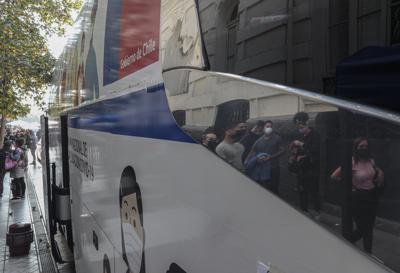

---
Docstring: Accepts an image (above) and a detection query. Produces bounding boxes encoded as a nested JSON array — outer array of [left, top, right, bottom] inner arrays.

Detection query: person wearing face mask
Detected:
[[234, 122, 248, 142], [246, 120, 284, 194], [215, 123, 245, 171], [331, 137, 384, 254], [202, 131, 219, 153], [293, 112, 321, 217], [239, 120, 265, 162]]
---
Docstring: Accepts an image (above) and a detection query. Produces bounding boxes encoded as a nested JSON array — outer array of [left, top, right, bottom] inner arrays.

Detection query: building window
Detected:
[[226, 4, 239, 73], [214, 99, 249, 137], [391, 0, 400, 44], [173, 110, 186, 127], [328, 0, 349, 70]]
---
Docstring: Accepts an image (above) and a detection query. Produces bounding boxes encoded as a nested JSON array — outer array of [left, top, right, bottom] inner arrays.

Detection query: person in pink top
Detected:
[[331, 137, 384, 254]]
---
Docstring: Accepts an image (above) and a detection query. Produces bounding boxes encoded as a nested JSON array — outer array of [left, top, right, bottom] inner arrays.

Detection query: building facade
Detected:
[[199, 0, 400, 95]]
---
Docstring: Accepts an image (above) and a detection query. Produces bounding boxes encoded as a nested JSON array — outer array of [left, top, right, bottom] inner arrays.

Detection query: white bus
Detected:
[[41, 0, 400, 273]]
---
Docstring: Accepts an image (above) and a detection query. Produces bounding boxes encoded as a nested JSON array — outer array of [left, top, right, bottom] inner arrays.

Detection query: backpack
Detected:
[[5, 155, 17, 171], [371, 161, 384, 195]]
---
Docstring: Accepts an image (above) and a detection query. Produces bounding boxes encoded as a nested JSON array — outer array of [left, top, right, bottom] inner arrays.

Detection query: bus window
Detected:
[[163, 68, 400, 272], [172, 110, 186, 127]]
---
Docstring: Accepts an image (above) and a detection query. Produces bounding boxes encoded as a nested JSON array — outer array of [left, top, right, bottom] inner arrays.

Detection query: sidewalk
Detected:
[[0, 172, 40, 273], [318, 209, 400, 272], [26, 159, 75, 273]]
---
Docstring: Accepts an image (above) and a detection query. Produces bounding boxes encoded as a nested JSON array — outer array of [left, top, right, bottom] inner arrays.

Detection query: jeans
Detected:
[[0, 171, 5, 195], [297, 172, 320, 213], [350, 190, 378, 253], [260, 167, 280, 195], [11, 177, 26, 197]]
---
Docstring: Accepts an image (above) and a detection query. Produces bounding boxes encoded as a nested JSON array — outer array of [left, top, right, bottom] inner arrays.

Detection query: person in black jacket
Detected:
[[293, 112, 321, 217], [0, 141, 11, 197], [240, 120, 265, 162]]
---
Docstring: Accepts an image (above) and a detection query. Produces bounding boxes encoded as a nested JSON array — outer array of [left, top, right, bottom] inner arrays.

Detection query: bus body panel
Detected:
[[43, 0, 398, 272]]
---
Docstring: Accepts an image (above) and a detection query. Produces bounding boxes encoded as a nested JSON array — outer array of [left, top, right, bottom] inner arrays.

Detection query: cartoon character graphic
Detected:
[[103, 254, 111, 273], [119, 167, 145, 273], [166, 263, 187, 273]]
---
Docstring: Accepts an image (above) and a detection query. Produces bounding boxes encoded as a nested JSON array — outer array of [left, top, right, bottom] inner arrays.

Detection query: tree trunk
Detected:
[[0, 114, 5, 149], [1, 75, 7, 149]]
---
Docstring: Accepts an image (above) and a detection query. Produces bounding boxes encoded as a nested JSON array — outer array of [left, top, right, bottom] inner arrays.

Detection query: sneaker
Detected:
[[11, 196, 21, 200]]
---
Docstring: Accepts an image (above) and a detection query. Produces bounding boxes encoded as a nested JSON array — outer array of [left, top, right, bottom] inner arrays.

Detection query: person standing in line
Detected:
[[331, 137, 384, 254], [293, 112, 321, 216], [234, 122, 248, 142], [240, 120, 265, 162], [246, 120, 284, 194], [216, 123, 245, 172], [201, 131, 219, 153], [288, 140, 314, 212], [36, 129, 41, 142], [0, 141, 10, 197], [25, 129, 31, 148], [10, 138, 28, 200], [29, 130, 37, 165]]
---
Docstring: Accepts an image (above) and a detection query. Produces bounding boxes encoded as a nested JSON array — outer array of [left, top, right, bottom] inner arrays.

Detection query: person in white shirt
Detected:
[[216, 123, 246, 171]]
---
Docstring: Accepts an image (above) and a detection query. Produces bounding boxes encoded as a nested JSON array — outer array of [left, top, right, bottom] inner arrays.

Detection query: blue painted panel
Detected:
[[68, 85, 196, 143]]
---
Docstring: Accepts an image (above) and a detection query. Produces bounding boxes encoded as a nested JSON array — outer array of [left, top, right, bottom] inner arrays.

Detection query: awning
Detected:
[[336, 46, 400, 112]]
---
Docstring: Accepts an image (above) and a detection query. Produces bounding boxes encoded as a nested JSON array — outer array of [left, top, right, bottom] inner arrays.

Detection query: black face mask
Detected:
[[207, 140, 218, 151], [356, 148, 370, 158], [235, 130, 247, 140]]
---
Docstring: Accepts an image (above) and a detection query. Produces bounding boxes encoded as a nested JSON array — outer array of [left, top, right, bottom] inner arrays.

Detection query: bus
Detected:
[[41, 0, 400, 272]]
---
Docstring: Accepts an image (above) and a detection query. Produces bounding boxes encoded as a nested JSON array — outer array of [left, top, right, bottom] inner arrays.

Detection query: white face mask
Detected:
[[122, 222, 143, 273], [264, 127, 273, 135]]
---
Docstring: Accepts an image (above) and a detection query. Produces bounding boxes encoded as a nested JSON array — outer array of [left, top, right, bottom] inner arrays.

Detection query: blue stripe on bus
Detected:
[[68, 85, 196, 143]]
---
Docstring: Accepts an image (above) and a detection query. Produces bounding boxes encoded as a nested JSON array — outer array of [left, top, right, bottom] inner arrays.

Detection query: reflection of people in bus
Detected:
[[215, 123, 245, 171], [201, 131, 219, 153], [331, 137, 384, 253], [288, 140, 314, 212], [234, 122, 248, 142], [293, 112, 320, 215], [246, 120, 284, 194], [119, 167, 145, 273], [240, 120, 265, 162]]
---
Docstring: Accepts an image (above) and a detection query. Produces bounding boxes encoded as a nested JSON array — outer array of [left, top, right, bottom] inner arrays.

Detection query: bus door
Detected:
[[59, 114, 74, 251]]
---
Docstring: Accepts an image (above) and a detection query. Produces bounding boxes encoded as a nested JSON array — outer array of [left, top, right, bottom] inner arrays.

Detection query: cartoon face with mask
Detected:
[[120, 167, 145, 273]]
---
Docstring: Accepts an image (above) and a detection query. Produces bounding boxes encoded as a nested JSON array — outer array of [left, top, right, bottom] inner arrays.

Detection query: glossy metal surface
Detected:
[[164, 68, 400, 272], [44, 0, 400, 272], [164, 69, 400, 125]]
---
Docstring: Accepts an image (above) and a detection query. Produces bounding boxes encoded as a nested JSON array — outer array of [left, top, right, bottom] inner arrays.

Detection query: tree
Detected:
[[0, 0, 82, 148]]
